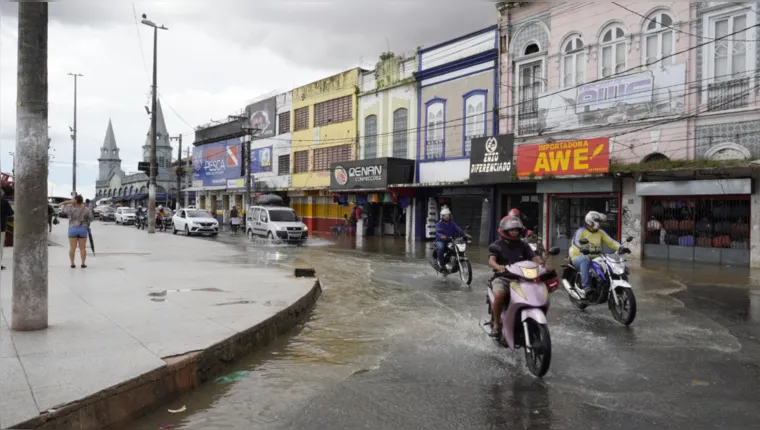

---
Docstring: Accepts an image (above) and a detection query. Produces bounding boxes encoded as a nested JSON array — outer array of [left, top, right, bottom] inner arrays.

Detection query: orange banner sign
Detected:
[[516, 138, 610, 178]]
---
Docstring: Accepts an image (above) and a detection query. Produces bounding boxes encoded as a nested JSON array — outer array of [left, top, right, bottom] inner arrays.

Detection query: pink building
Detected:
[[497, 2, 760, 267]]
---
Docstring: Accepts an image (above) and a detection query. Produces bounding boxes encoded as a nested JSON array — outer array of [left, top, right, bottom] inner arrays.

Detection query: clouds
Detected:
[[1, 0, 498, 198]]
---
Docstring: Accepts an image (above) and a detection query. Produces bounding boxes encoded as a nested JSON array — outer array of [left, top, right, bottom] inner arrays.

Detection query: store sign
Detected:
[[469, 134, 515, 184], [251, 146, 273, 173], [245, 97, 276, 139], [330, 158, 415, 190], [516, 137, 610, 178]]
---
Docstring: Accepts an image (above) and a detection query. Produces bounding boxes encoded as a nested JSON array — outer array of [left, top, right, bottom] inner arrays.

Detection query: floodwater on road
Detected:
[[127, 232, 760, 430]]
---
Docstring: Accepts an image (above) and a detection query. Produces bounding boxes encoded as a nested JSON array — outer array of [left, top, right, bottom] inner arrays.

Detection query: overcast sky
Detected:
[[0, 0, 497, 199]]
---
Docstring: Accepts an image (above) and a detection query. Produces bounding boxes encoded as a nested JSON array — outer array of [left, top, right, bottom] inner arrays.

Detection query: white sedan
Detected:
[[172, 209, 219, 236], [115, 207, 137, 224]]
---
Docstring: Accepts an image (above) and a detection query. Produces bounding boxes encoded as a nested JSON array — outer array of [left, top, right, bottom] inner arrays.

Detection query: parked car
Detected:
[[246, 198, 308, 244], [172, 209, 218, 236], [50, 203, 61, 216], [115, 207, 137, 225], [99, 206, 116, 222]]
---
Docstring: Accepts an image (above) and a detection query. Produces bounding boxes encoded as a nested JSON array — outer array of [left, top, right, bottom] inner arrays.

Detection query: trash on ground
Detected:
[[214, 370, 249, 384], [168, 405, 187, 413]]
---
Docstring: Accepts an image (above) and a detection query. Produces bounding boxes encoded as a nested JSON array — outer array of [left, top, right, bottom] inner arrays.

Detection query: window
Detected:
[[463, 91, 487, 156], [392, 108, 408, 158], [517, 60, 542, 135], [644, 12, 674, 65], [294, 107, 309, 131], [364, 115, 377, 159], [294, 150, 309, 173], [314, 95, 353, 127], [712, 12, 749, 81], [562, 36, 585, 87], [277, 154, 290, 175], [278, 111, 291, 135], [313, 144, 352, 171], [425, 100, 445, 160], [600, 25, 627, 77]]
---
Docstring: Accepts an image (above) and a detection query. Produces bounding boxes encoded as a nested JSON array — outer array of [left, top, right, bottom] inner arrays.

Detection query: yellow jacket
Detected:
[[569, 227, 621, 259]]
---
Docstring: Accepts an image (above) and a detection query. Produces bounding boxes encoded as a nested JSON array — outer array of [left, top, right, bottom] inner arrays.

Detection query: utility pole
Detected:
[[170, 134, 182, 210], [12, 2, 48, 331], [185, 147, 190, 208], [67, 72, 82, 194], [141, 14, 168, 233], [229, 114, 260, 214]]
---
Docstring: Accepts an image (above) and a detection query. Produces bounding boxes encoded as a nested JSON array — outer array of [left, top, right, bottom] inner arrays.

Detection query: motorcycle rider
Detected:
[[488, 215, 545, 337], [570, 211, 624, 298], [434, 207, 471, 272]]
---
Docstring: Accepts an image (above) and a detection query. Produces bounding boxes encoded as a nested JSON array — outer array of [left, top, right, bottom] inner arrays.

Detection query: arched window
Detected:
[[524, 42, 540, 56], [392, 108, 408, 159], [364, 115, 377, 159], [562, 36, 585, 87], [425, 100, 445, 160], [463, 90, 487, 156], [644, 12, 675, 65], [600, 24, 627, 77]]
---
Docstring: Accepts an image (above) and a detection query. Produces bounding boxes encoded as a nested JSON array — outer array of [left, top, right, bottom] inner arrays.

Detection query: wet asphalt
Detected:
[[127, 230, 760, 430]]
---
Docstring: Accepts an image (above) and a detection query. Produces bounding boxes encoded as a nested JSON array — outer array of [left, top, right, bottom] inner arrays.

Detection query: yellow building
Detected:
[[289, 68, 362, 233]]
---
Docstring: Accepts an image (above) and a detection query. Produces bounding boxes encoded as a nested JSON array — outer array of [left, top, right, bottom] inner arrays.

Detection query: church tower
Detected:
[[142, 99, 174, 169], [97, 119, 122, 182]]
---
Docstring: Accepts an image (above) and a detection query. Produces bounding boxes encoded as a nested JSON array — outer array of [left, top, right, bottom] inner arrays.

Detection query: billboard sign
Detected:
[[192, 138, 243, 187], [469, 134, 515, 184], [516, 138, 610, 178], [245, 97, 276, 139], [251, 146, 273, 173]]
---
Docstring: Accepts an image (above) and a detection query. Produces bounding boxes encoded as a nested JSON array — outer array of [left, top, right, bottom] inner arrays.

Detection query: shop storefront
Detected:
[[637, 178, 752, 266], [515, 137, 617, 252], [414, 187, 494, 245], [330, 157, 416, 238]]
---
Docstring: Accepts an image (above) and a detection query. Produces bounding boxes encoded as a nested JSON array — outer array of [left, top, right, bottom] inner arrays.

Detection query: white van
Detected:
[[246, 197, 308, 243]]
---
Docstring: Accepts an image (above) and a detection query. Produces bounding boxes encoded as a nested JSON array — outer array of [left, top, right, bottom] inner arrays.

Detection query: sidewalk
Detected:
[[0, 221, 319, 429]]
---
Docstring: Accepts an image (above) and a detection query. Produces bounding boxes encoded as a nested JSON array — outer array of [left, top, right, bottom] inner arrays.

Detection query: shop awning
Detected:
[[129, 193, 148, 201], [636, 178, 751, 196], [182, 186, 226, 192]]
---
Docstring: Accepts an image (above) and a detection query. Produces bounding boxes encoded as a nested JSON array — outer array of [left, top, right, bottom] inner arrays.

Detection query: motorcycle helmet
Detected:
[[440, 206, 451, 222], [498, 215, 524, 240], [585, 211, 606, 232], [508, 208, 521, 218]]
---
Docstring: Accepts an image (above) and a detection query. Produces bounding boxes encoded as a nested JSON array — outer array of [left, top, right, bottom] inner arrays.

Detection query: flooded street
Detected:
[[128, 233, 760, 430]]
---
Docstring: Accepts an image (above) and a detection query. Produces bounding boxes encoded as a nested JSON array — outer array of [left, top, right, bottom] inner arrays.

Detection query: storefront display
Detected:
[[636, 178, 752, 266], [549, 195, 620, 252]]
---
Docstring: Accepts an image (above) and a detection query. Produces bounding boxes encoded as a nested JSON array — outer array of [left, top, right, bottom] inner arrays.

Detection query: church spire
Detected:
[[98, 119, 121, 161], [143, 99, 171, 149]]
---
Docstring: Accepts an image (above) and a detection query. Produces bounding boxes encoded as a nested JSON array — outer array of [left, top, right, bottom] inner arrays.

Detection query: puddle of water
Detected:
[[147, 288, 227, 297]]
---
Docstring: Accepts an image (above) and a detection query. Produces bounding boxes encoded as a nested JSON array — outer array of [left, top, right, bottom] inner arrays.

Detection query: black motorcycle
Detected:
[[135, 214, 146, 230], [430, 226, 473, 285]]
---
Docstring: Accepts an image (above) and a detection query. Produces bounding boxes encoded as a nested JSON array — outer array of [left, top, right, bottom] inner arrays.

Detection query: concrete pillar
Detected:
[[12, 2, 49, 331], [621, 178, 643, 260], [750, 177, 760, 268], [479, 197, 491, 246]]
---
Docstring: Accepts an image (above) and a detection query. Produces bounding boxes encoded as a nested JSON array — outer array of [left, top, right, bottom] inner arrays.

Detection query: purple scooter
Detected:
[[485, 244, 561, 378]]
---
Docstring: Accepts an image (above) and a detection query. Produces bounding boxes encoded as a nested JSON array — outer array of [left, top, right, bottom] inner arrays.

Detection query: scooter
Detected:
[[485, 245, 561, 378], [430, 226, 473, 285], [561, 237, 637, 326]]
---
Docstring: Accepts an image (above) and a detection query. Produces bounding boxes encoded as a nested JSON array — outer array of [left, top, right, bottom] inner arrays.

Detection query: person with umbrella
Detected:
[[60, 194, 92, 268]]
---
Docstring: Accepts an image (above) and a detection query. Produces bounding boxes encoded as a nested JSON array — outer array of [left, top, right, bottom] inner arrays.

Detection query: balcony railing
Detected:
[[707, 77, 750, 112], [424, 139, 444, 160]]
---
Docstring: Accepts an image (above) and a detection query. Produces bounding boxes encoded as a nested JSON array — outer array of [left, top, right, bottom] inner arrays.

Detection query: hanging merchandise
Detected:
[[399, 196, 409, 209], [358, 194, 367, 205], [333, 194, 339, 203], [371, 193, 380, 203], [383, 193, 392, 203], [390, 193, 399, 204]]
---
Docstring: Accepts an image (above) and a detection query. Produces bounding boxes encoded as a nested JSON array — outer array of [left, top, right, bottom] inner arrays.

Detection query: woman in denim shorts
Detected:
[[61, 195, 91, 268]]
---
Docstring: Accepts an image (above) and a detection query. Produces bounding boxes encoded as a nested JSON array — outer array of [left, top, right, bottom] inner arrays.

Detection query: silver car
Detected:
[[246, 205, 308, 243]]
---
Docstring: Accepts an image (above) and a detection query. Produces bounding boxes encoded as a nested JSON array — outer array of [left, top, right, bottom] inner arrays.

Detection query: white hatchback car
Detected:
[[115, 207, 137, 225], [172, 208, 219, 236]]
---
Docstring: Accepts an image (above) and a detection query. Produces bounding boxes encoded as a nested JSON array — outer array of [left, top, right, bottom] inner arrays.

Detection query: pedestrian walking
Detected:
[[47, 203, 55, 233], [60, 195, 91, 268], [0, 187, 14, 271], [230, 206, 240, 235]]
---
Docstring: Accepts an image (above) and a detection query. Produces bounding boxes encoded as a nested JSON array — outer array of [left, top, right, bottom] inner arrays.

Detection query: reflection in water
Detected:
[[488, 378, 553, 429]]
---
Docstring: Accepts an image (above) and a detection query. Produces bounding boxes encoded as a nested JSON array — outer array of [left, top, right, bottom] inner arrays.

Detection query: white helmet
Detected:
[[585, 211, 606, 232], [440, 206, 451, 221], [158, 205, 163, 210]]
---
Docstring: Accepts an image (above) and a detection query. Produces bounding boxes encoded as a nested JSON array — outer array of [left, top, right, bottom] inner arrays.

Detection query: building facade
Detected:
[[413, 26, 500, 245], [289, 68, 363, 232], [251, 91, 293, 194], [95, 100, 177, 207], [497, 1, 760, 266]]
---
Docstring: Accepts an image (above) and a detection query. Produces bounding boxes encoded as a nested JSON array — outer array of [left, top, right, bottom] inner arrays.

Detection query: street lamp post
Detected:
[[141, 14, 168, 234], [67, 72, 82, 194]]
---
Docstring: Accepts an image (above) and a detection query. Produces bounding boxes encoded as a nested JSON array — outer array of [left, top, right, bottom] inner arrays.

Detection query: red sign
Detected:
[[226, 145, 239, 167], [516, 138, 610, 178]]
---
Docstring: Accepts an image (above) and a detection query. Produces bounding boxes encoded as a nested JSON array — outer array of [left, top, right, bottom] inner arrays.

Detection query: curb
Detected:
[[10, 274, 322, 430]]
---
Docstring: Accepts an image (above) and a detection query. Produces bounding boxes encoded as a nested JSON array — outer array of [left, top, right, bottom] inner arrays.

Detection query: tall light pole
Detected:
[[67, 72, 82, 194], [141, 14, 168, 233], [170, 134, 182, 210]]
